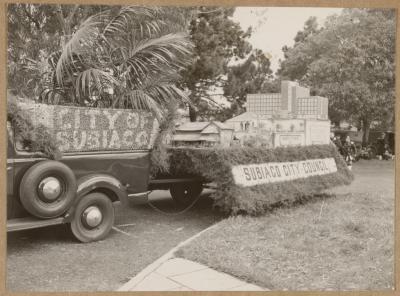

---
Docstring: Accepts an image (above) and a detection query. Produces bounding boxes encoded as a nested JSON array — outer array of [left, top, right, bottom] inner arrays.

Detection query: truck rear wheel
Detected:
[[170, 183, 203, 206], [70, 192, 114, 243]]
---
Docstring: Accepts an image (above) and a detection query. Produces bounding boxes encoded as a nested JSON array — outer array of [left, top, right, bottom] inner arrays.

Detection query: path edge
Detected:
[[116, 222, 219, 291]]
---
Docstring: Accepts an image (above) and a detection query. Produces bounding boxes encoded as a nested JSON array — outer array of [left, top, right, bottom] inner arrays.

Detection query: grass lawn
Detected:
[[175, 159, 394, 290]]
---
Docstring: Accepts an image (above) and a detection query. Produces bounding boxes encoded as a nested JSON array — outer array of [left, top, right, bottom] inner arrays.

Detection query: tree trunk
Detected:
[[362, 120, 370, 147], [56, 4, 79, 46], [189, 105, 197, 122]]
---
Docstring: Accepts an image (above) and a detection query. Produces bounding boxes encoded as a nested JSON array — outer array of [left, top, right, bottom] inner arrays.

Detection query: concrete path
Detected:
[[119, 257, 265, 291]]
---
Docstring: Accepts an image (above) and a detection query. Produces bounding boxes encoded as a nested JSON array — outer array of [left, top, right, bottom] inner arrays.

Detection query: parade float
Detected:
[[6, 80, 353, 242], [161, 80, 353, 214]]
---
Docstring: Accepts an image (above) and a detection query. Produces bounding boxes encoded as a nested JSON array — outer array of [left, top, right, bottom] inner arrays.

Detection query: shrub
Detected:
[[149, 102, 178, 177], [162, 145, 353, 215], [242, 134, 272, 148], [7, 98, 61, 160]]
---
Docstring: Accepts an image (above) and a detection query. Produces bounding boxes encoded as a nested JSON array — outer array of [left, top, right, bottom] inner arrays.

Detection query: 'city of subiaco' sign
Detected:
[[18, 102, 159, 152], [231, 158, 337, 187]]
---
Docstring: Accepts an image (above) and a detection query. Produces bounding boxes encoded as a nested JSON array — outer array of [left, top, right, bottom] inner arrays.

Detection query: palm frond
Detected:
[[75, 68, 119, 97], [53, 5, 193, 115], [125, 89, 163, 117], [123, 33, 193, 84], [103, 6, 163, 37], [56, 14, 103, 85]]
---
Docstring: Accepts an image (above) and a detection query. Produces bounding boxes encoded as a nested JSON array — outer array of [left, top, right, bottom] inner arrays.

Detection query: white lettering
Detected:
[[109, 130, 121, 149], [232, 158, 337, 187], [126, 113, 139, 129], [103, 110, 121, 130], [102, 130, 108, 148], [136, 131, 148, 147], [87, 130, 100, 148], [86, 109, 100, 129], [122, 130, 134, 148], [74, 109, 80, 129], [56, 131, 70, 151], [57, 109, 71, 129], [73, 131, 87, 150]]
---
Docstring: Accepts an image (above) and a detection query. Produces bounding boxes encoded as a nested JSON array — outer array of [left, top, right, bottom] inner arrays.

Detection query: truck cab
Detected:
[[7, 121, 151, 242]]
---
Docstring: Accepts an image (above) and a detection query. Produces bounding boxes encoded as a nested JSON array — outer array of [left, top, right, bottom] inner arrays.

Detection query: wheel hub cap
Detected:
[[38, 177, 62, 201], [82, 206, 103, 228]]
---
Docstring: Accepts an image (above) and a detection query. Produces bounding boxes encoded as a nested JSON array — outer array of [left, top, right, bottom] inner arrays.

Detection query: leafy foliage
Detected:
[[7, 96, 61, 159], [156, 145, 353, 215], [279, 16, 322, 81], [7, 4, 107, 97], [46, 6, 193, 118], [181, 7, 253, 121], [278, 9, 395, 144], [8, 4, 194, 119], [150, 101, 179, 176], [222, 49, 277, 120]]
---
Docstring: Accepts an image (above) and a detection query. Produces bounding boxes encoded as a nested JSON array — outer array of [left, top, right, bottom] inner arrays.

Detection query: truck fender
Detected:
[[64, 174, 128, 222]]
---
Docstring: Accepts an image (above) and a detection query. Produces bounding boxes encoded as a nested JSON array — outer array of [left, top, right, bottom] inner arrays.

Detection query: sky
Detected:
[[232, 7, 343, 73]]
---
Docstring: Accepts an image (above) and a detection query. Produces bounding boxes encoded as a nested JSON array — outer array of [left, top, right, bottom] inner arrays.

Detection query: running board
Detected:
[[127, 191, 150, 205], [149, 177, 204, 184], [7, 217, 66, 232]]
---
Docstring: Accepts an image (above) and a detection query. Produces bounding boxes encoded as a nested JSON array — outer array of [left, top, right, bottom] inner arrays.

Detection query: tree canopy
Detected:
[[181, 7, 253, 121], [8, 4, 107, 96], [8, 4, 193, 118], [221, 49, 276, 120], [278, 9, 395, 144], [8, 5, 273, 121]]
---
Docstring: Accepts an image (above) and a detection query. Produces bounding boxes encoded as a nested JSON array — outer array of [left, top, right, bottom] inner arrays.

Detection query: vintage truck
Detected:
[[6, 103, 204, 243]]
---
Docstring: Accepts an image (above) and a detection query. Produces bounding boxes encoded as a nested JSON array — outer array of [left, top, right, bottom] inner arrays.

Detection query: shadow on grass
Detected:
[[227, 192, 340, 217]]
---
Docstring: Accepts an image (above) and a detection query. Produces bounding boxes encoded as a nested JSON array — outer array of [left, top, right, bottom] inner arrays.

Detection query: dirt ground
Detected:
[[7, 190, 224, 292]]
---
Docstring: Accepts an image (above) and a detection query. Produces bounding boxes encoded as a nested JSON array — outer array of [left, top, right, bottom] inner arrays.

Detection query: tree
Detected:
[[278, 9, 395, 145], [8, 5, 194, 118], [182, 6, 252, 121], [221, 49, 274, 119], [278, 16, 322, 80], [294, 16, 320, 44], [7, 4, 107, 96]]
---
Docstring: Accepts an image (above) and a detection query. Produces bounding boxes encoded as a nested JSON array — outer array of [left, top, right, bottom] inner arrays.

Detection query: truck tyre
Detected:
[[19, 160, 77, 219], [70, 192, 115, 243], [170, 182, 203, 206]]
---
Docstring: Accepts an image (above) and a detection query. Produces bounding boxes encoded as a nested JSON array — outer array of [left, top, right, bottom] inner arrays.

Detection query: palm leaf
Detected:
[[53, 5, 193, 115], [103, 6, 163, 37], [75, 68, 119, 97], [56, 14, 103, 85], [123, 33, 193, 84]]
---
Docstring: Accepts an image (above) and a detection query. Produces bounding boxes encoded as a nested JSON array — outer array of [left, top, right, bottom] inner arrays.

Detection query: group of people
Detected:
[[332, 136, 357, 168], [332, 133, 394, 168], [376, 138, 394, 160]]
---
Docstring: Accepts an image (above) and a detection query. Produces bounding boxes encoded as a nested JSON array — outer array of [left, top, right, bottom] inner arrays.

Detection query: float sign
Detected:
[[232, 158, 337, 187], [18, 102, 158, 152]]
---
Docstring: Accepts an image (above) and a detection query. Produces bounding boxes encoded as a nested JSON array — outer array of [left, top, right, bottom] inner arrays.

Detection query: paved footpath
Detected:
[[119, 257, 265, 291]]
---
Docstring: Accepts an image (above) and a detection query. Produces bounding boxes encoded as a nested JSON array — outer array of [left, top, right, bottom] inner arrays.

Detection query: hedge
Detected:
[[162, 144, 353, 215], [7, 98, 61, 160]]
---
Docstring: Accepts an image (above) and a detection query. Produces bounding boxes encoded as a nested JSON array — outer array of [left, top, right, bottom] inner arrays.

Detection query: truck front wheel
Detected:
[[170, 183, 203, 206], [70, 192, 114, 243], [19, 160, 77, 219]]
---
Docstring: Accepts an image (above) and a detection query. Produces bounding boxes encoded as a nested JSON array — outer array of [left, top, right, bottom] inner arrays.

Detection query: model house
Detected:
[[172, 121, 234, 147]]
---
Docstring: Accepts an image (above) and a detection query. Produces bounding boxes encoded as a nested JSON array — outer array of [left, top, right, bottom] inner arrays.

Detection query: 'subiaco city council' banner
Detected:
[[231, 158, 337, 187]]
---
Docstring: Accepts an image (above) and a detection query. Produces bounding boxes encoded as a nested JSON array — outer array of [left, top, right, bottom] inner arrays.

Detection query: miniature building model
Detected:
[[172, 121, 234, 147], [246, 93, 281, 115], [245, 81, 328, 119], [226, 81, 331, 147]]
